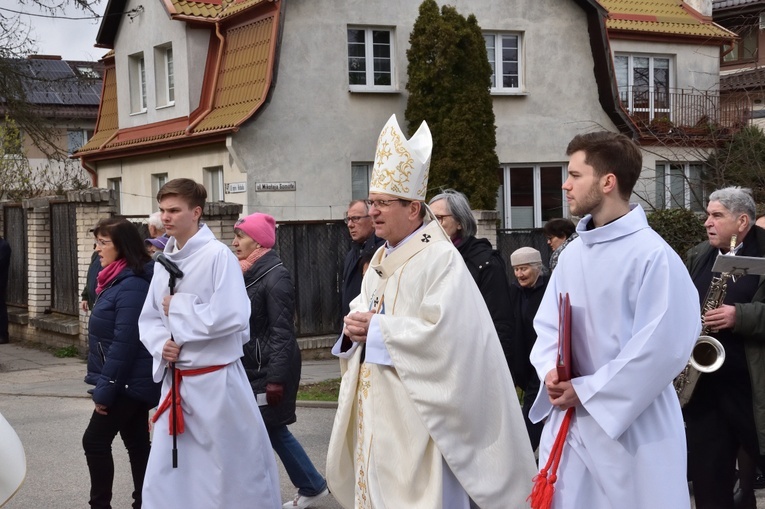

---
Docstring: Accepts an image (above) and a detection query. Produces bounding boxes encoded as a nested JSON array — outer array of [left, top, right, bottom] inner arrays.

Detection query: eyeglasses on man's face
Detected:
[[344, 215, 370, 225], [365, 198, 405, 209]]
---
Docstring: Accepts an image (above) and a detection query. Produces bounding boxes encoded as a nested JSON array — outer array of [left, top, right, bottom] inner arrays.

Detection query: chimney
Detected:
[[684, 0, 712, 17]]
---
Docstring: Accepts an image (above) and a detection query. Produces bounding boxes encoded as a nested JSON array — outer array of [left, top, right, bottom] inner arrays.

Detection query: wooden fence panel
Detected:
[[274, 221, 348, 337], [4, 206, 28, 306], [50, 202, 78, 315]]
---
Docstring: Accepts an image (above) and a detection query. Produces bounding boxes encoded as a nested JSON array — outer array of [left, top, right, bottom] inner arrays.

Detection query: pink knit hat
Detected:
[[235, 213, 276, 248]]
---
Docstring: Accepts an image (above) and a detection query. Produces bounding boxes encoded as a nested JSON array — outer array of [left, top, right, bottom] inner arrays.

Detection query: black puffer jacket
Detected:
[[508, 272, 549, 393], [456, 236, 514, 369], [241, 250, 301, 427], [85, 263, 160, 407]]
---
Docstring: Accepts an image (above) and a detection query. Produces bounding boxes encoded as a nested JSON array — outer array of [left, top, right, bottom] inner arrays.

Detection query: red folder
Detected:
[[556, 292, 572, 382]]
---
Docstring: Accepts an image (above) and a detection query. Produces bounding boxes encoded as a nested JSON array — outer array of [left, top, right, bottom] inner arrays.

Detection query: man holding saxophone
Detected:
[[685, 186, 765, 509]]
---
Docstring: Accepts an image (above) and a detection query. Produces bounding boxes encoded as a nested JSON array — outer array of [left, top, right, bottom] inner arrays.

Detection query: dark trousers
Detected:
[[82, 394, 151, 509], [522, 385, 543, 453], [685, 389, 759, 509]]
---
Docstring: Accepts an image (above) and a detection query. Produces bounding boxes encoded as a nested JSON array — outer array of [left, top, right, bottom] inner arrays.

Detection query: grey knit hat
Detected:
[[510, 247, 542, 267]]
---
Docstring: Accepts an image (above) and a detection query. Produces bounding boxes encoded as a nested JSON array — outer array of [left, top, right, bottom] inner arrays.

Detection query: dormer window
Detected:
[[155, 44, 175, 108], [129, 52, 147, 114]]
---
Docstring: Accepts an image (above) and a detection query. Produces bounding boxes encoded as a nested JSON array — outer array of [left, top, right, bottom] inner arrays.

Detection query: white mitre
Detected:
[[369, 114, 432, 201]]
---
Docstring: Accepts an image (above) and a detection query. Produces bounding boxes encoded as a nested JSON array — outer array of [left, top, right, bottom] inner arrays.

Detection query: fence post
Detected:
[[67, 188, 117, 347], [23, 197, 54, 321], [204, 202, 244, 247], [473, 209, 499, 248]]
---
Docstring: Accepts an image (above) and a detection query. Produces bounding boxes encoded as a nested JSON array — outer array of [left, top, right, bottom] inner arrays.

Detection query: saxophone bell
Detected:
[[689, 335, 725, 373]]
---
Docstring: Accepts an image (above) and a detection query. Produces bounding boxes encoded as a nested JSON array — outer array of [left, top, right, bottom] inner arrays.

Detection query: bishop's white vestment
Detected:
[[139, 224, 281, 509], [327, 220, 536, 509], [529, 204, 701, 509]]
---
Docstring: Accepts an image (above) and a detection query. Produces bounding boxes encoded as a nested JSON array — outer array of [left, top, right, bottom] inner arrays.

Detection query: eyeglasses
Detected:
[[344, 215, 370, 225], [95, 238, 113, 247], [365, 199, 405, 209], [434, 214, 453, 224]]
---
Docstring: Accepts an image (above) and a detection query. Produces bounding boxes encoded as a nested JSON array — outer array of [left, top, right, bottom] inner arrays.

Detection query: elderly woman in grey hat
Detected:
[[508, 246, 549, 451], [429, 189, 513, 369]]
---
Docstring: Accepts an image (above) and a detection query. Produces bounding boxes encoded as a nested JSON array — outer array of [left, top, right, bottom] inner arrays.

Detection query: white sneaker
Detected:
[[282, 488, 329, 508]]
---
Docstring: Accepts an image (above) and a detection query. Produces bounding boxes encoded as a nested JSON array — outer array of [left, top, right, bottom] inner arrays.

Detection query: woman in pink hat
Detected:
[[232, 213, 329, 509]]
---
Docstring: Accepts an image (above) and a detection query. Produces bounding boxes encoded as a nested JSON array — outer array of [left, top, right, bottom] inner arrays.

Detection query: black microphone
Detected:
[[152, 251, 184, 279]]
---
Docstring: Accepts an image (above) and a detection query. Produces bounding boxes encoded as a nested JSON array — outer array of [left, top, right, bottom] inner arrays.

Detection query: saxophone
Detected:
[[673, 235, 735, 408]]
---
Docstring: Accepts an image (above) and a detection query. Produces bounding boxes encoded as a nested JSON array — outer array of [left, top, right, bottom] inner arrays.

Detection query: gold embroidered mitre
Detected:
[[369, 114, 432, 201]]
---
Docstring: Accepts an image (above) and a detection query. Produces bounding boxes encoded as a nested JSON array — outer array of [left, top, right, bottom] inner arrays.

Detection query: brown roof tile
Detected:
[[602, 0, 736, 39], [77, 3, 278, 159]]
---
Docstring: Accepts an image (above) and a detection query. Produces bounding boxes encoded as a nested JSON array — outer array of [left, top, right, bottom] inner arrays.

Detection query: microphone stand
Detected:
[[168, 272, 179, 468]]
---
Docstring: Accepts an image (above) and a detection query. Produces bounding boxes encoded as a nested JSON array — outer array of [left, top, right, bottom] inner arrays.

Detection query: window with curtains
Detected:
[[655, 162, 705, 212]]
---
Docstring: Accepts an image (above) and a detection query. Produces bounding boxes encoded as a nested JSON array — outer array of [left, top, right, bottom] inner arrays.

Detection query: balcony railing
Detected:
[[618, 86, 750, 140]]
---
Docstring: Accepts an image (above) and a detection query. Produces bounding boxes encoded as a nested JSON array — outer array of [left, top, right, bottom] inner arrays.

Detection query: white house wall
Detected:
[[232, 0, 618, 221], [95, 144, 245, 214], [113, 0, 206, 127]]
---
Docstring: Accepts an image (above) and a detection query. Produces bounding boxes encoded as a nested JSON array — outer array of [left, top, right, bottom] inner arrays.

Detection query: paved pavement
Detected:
[[0, 342, 341, 400], [0, 341, 343, 509], [3, 342, 765, 508]]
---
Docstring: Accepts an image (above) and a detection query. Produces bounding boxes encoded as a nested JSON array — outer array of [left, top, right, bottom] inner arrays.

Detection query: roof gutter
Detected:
[[186, 22, 225, 135], [79, 157, 98, 187]]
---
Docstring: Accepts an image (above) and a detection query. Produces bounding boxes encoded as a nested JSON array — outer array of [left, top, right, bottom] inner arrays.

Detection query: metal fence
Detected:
[[274, 221, 349, 337], [4, 205, 27, 307], [50, 202, 78, 315]]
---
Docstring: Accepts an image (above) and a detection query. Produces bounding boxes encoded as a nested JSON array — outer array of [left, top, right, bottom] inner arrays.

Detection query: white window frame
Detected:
[[351, 162, 373, 200], [615, 53, 673, 121], [655, 162, 705, 212], [500, 164, 567, 228], [154, 44, 175, 108], [204, 166, 224, 202], [347, 27, 396, 92], [129, 53, 147, 114], [151, 173, 168, 211], [484, 32, 523, 94], [108, 177, 122, 214]]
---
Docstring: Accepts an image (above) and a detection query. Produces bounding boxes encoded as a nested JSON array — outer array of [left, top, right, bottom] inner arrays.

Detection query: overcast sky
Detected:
[[1, 0, 109, 62]]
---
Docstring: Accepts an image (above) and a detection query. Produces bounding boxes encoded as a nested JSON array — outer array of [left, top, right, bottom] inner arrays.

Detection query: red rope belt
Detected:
[[151, 364, 226, 435], [528, 406, 575, 509]]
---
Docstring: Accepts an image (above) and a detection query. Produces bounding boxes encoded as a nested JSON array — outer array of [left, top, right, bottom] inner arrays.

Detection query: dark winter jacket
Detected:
[[81, 251, 101, 310], [241, 250, 301, 427], [456, 236, 514, 369], [342, 233, 384, 317], [85, 262, 160, 408], [508, 272, 549, 393], [686, 226, 765, 454]]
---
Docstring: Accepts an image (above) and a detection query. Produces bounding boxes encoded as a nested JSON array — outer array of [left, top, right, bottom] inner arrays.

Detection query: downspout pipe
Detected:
[[186, 22, 225, 135], [80, 157, 98, 187]]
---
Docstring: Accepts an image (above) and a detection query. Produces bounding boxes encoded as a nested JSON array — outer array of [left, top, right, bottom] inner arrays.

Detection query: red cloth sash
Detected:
[[152, 364, 226, 435]]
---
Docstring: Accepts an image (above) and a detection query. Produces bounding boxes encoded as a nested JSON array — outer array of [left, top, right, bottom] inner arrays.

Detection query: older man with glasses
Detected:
[[341, 200, 383, 317]]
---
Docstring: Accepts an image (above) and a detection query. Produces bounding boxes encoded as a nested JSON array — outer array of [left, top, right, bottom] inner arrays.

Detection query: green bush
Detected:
[[647, 208, 706, 259]]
